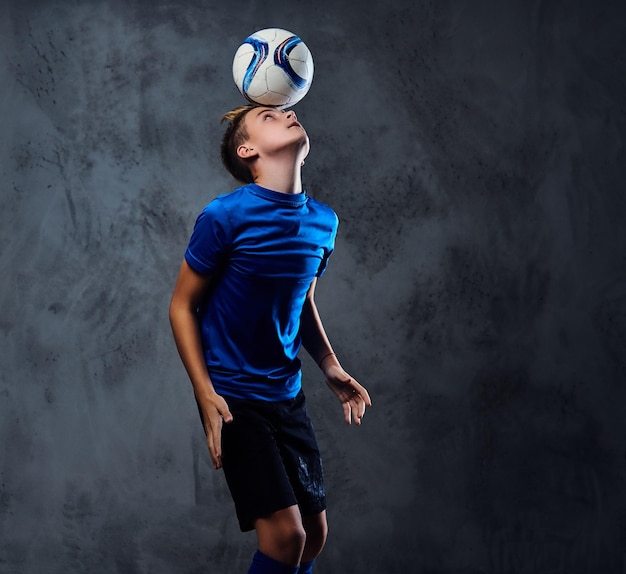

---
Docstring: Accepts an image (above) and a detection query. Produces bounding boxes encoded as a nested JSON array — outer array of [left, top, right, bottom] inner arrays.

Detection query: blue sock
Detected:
[[298, 560, 315, 573], [247, 550, 299, 574]]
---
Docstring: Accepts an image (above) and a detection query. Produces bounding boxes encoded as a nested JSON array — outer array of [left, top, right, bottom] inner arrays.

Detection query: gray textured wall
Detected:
[[1, 1, 625, 572]]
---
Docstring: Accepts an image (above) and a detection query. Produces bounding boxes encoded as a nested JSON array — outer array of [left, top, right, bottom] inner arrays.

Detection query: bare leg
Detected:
[[254, 505, 306, 566], [301, 511, 328, 564]]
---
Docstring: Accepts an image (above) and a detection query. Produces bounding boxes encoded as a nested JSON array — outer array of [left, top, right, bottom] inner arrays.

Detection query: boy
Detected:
[[169, 104, 371, 574]]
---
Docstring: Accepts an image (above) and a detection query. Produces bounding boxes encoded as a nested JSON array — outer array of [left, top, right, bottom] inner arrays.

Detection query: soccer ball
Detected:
[[232, 28, 314, 108]]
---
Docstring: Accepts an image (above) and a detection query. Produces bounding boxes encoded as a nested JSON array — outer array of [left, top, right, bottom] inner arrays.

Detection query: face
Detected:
[[239, 106, 310, 161]]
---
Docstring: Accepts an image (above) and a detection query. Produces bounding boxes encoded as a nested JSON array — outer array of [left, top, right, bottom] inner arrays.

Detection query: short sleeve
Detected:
[[184, 199, 232, 275]]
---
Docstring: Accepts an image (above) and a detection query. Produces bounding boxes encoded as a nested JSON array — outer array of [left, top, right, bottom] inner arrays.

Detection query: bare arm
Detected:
[[300, 278, 372, 425], [169, 259, 232, 469]]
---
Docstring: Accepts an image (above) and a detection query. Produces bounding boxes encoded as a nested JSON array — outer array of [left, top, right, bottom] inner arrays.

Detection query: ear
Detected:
[[237, 144, 257, 159]]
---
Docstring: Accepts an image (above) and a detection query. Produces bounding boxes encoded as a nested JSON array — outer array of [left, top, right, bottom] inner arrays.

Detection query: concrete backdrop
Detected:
[[1, 0, 625, 572]]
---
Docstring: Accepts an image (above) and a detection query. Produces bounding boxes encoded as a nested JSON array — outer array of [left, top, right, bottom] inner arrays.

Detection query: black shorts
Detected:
[[220, 389, 326, 532]]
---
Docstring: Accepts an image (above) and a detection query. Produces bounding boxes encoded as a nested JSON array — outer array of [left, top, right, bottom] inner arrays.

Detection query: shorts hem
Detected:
[[237, 498, 328, 532]]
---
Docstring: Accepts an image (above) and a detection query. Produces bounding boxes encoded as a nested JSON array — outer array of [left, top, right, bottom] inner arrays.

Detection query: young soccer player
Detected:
[[169, 104, 371, 574]]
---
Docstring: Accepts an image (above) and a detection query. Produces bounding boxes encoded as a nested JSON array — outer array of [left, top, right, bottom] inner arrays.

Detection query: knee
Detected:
[[265, 517, 306, 556], [279, 521, 307, 553], [303, 513, 328, 555], [268, 520, 305, 564], [255, 507, 307, 564]]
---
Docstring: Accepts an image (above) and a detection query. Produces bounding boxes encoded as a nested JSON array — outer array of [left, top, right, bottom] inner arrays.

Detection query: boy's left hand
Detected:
[[324, 365, 372, 426]]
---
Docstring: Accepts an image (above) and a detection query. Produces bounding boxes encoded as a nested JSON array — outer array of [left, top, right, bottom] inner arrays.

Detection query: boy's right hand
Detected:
[[200, 393, 233, 470]]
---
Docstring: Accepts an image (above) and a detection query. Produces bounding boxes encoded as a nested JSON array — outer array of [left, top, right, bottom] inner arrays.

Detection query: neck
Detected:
[[251, 157, 304, 195]]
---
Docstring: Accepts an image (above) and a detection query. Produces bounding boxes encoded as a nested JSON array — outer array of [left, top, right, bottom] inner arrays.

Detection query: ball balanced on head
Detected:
[[232, 28, 314, 108]]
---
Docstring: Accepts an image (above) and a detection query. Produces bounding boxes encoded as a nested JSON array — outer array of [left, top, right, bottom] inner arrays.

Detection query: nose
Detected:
[[285, 110, 297, 121]]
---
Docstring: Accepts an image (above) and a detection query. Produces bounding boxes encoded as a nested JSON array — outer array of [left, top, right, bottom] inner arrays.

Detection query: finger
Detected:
[[206, 431, 221, 469], [218, 403, 234, 424], [357, 395, 367, 420], [208, 426, 222, 469], [352, 380, 372, 407], [208, 416, 224, 469], [351, 396, 364, 425], [342, 401, 352, 425], [209, 394, 234, 425]]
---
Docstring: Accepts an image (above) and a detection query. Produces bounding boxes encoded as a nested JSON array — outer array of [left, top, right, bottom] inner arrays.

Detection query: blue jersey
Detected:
[[184, 184, 338, 401]]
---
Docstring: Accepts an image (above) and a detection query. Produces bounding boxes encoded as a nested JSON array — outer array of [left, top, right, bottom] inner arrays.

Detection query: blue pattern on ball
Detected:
[[242, 37, 269, 95], [274, 35, 308, 90]]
